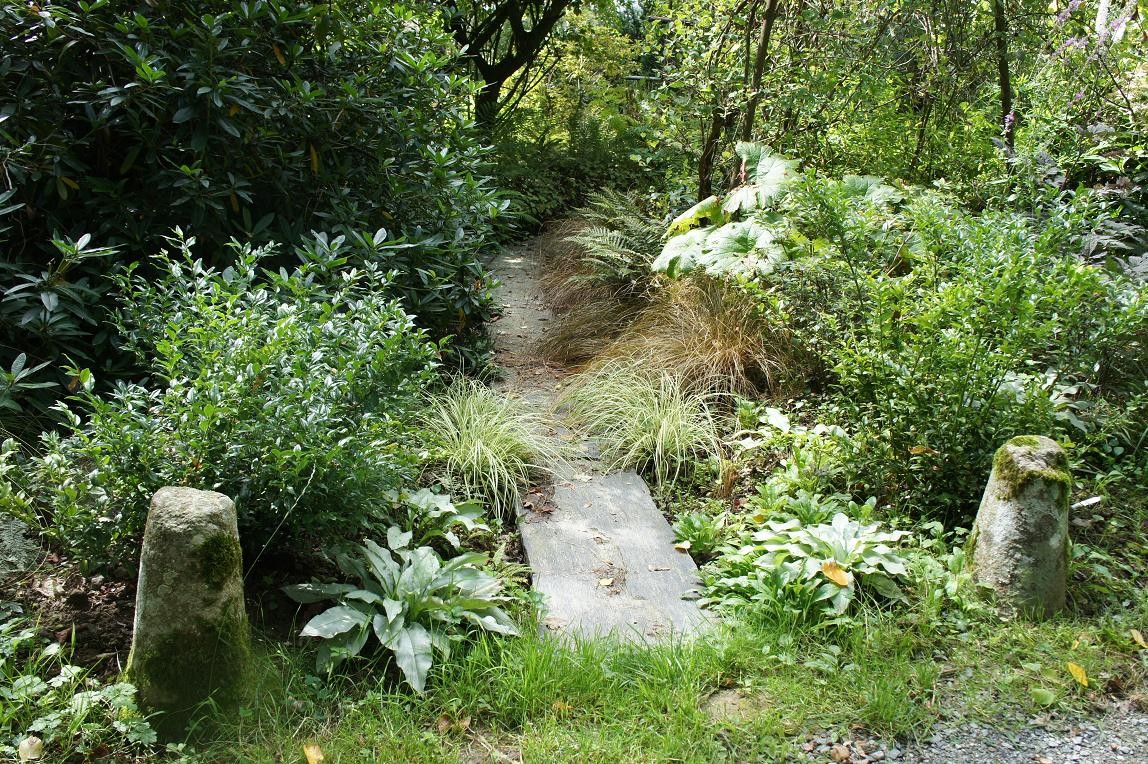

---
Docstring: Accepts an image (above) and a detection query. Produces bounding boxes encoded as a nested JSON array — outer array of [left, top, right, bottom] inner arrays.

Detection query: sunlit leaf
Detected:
[[302, 742, 325, 764], [388, 623, 434, 692], [300, 605, 368, 639], [666, 196, 725, 237], [1066, 662, 1089, 687]]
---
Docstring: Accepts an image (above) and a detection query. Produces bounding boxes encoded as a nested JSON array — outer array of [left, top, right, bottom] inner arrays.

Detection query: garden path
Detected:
[[491, 240, 710, 640]]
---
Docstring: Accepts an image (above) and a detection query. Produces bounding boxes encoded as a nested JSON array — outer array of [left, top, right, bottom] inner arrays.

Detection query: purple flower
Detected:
[[1056, 0, 1082, 24]]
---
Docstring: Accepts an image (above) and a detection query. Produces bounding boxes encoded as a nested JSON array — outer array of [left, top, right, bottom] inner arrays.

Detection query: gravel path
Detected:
[[797, 710, 1148, 763], [899, 712, 1148, 764]]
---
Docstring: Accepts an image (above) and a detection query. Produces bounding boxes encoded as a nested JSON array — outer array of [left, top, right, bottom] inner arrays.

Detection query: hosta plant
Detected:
[[672, 511, 729, 561], [704, 512, 911, 617], [285, 530, 519, 692]]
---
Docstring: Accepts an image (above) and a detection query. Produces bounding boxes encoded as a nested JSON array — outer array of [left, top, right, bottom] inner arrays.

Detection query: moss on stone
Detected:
[[991, 437, 1071, 500], [196, 532, 242, 591], [129, 607, 252, 739]]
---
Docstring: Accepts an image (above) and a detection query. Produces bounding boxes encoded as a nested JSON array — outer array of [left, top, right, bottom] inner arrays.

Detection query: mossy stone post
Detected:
[[128, 487, 251, 737], [970, 436, 1071, 618]]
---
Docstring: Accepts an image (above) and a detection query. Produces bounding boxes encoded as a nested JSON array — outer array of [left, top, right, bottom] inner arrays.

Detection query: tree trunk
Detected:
[[992, 0, 1014, 149], [698, 107, 726, 200], [740, 0, 782, 143]]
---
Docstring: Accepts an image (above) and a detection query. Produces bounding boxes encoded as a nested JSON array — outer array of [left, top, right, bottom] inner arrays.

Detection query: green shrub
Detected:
[[6, 236, 437, 567], [0, 604, 156, 760], [1, 0, 501, 420], [652, 144, 1148, 522], [421, 378, 561, 519], [671, 511, 727, 561], [285, 530, 519, 692], [560, 361, 719, 483]]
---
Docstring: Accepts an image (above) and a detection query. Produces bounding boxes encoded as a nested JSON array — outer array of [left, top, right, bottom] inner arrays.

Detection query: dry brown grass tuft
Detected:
[[593, 277, 801, 398], [540, 296, 644, 365], [537, 218, 594, 312]]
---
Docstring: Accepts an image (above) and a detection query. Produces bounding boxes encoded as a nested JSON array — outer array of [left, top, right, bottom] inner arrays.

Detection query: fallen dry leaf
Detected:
[[674, 541, 691, 552], [598, 578, 614, 587], [821, 559, 852, 587], [1066, 661, 1089, 687], [302, 742, 325, 764], [552, 701, 574, 715], [1132, 629, 1148, 650], [648, 564, 670, 572]]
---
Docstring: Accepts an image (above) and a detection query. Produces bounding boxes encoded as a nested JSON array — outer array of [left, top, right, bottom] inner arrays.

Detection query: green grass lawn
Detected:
[[193, 585, 1148, 762]]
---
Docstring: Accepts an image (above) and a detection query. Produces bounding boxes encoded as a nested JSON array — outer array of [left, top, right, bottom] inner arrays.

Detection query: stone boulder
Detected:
[[970, 436, 1071, 618], [128, 487, 251, 736]]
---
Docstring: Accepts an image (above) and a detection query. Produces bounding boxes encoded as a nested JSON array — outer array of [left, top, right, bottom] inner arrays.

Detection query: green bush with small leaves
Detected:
[[6, 236, 437, 567], [1, 0, 502, 426]]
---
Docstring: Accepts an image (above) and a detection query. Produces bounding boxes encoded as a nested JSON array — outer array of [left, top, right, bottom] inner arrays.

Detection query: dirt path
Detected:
[[490, 238, 709, 641]]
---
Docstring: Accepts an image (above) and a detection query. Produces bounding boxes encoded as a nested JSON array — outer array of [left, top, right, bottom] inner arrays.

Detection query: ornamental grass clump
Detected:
[[560, 361, 719, 484], [422, 378, 561, 518], [600, 278, 795, 397]]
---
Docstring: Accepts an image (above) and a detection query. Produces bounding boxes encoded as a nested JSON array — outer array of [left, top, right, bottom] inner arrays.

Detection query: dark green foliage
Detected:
[[5, 237, 438, 567], [0, 0, 501, 425], [493, 110, 645, 234]]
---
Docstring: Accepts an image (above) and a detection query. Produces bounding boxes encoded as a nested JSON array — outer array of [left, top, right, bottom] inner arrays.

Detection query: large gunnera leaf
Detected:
[[653, 227, 710, 276], [653, 221, 784, 277], [666, 196, 726, 237], [723, 144, 800, 215]]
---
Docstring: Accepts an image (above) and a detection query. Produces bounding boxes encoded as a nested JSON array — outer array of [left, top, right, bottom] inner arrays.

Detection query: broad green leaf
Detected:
[[361, 539, 399, 589], [345, 589, 385, 605], [697, 220, 782, 275], [387, 526, 413, 551], [652, 227, 709, 276], [301, 605, 370, 639], [439, 551, 488, 572], [724, 145, 799, 215], [666, 196, 725, 237], [842, 174, 902, 205], [388, 623, 434, 692], [382, 598, 403, 623], [397, 546, 441, 593], [372, 612, 403, 647], [865, 572, 904, 600], [460, 608, 519, 636], [283, 582, 357, 604]]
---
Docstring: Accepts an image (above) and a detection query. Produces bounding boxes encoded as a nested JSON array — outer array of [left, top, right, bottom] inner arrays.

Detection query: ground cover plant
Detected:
[[286, 532, 518, 691], [422, 377, 563, 519], [0, 603, 158, 761]]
